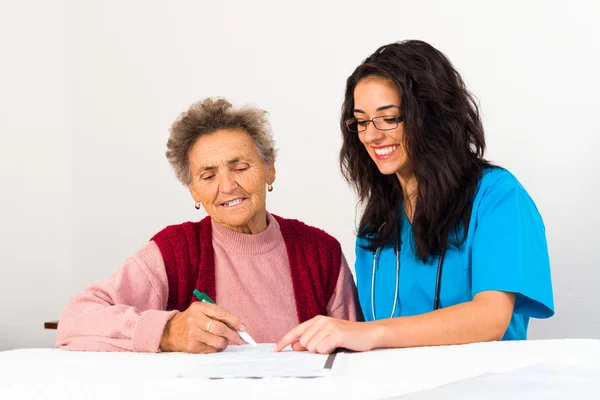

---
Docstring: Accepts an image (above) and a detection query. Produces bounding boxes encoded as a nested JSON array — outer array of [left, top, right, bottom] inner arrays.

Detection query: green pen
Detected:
[[193, 289, 258, 348]]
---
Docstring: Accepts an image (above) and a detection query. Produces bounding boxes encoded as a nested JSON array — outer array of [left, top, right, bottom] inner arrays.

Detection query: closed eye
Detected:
[[233, 163, 250, 172]]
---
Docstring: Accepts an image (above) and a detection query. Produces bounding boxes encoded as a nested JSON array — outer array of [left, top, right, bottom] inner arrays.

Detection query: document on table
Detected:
[[177, 344, 343, 378]]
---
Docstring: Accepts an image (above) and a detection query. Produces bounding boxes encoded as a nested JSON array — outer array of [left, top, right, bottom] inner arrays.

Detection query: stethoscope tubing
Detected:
[[371, 237, 445, 320]]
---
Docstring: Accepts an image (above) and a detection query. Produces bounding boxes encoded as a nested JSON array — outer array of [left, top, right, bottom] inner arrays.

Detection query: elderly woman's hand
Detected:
[[160, 301, 245, 353]]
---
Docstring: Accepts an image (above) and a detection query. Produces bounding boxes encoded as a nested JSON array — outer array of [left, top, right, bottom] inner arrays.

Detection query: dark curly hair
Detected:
[[340, 40, 494, 261]]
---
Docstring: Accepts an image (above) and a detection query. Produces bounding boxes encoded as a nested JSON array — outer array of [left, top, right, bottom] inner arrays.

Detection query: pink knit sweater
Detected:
[[56, 214, 361, 352]]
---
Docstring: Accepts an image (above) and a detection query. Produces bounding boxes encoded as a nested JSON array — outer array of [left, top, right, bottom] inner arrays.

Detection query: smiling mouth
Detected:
[[221, 198, 245, 207], [373, 145, 399, 158]]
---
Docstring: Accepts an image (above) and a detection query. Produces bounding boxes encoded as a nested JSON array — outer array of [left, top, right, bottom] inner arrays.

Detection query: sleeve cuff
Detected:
[[132, 309, 178, 352]]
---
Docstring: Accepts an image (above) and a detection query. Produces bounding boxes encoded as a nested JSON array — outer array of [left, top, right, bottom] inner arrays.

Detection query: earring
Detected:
[[194, 202, 201, 210], [267, 184, 273, 192]]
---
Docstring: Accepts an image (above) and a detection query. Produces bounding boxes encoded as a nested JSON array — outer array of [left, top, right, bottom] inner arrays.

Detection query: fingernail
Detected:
[[240, 324, 247, 332]]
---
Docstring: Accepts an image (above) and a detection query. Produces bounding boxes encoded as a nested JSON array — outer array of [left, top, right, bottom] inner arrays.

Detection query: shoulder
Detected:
[[473, 167, 544, 225], [150, 217, 211, 243], [478, 166, 526, 192], [272, 214, 341, 248], [475, 167, 536, 207]]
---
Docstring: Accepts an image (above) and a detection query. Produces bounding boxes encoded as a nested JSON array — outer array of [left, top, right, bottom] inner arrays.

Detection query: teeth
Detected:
[[374, 145, 398, 156], [223, 199, 243, 207]]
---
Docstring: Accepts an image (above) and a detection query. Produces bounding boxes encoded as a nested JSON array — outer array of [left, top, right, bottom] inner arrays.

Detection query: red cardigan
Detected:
[[151, 214, 342, 323]]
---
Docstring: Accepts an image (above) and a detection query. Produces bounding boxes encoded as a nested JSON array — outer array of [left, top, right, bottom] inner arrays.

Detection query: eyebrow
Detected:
[[197, 157, 248, 173], [353, 105, 401, 114]]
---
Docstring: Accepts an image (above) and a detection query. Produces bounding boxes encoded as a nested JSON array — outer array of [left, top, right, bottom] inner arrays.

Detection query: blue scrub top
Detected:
[[354, 167, 554, 340]]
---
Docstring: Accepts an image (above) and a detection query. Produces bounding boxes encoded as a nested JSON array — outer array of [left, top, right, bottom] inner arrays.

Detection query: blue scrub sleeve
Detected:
[[471, 180, 554, 318]]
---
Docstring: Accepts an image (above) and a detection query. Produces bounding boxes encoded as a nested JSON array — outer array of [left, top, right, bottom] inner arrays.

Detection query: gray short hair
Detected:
[[166, 97, 277, 185]]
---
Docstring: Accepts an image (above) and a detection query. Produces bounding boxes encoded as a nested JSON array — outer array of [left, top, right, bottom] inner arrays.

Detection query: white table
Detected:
[[1, 339, 599, 399]]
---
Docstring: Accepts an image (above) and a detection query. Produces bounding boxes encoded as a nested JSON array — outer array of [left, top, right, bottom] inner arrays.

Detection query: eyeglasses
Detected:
[[345, 115, 404, 133]]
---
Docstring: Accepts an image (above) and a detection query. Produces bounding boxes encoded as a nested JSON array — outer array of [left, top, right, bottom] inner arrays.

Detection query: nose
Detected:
[[362, 122, 385, 143], [218, 171, 239, 193]]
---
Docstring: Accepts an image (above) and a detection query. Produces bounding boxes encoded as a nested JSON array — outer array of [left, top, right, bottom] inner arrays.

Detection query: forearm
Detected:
[[371, 292, 515, 348], [56, 243, 176, 352], [56, 293, 177, 352]]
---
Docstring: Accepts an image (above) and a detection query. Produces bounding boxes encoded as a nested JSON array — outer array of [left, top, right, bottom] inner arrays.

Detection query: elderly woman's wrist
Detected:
[[159, 311, 181, 352], [159, 322, 172, 352]]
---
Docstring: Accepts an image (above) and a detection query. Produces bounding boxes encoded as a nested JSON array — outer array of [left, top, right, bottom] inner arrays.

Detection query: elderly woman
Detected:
[[56, 98, 361, 354]]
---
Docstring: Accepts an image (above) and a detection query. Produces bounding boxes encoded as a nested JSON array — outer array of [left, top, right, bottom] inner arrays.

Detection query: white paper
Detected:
[[177, 344, 340, 378]]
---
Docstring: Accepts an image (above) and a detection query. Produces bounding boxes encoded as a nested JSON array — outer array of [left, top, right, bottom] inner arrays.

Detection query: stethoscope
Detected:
[[370, 234, 447, 319]]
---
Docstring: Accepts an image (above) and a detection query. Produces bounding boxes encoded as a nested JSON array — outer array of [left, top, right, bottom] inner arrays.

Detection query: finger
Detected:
[[193, 302, 243, 331], [273, 320, 313, 351], [305, 325, 333, 354], [188, 303, 244, 344], [204, 317, 243, 345], [298, 317, 328, 350], [182, 326, 221, 354], [194, 326, 230, 351], [273, 317, 318, 352], [185, 341, 220, 354], [314, 335, 339, 355], [291, 342, 307, 352]]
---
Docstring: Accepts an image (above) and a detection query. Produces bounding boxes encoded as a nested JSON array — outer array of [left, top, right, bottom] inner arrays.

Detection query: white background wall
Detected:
[[0, 0, 72, 349], [1, 0, 598, 350]]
